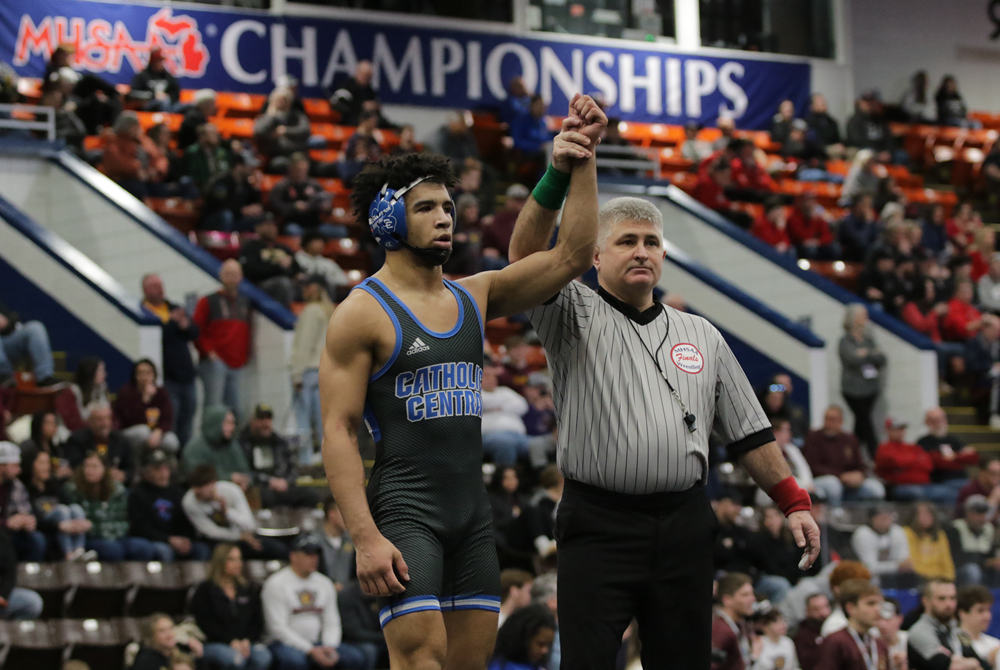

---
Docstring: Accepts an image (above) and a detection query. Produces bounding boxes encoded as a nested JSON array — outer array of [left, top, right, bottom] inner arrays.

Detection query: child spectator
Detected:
[[903, 502, 955, 582], [21, 447, 91, 561], [343, 111, 383, 163], [753, 610, 798, 670], [957, 586, 1000, 666], [750, 198, 794, 256], [63, 452, 156, 561], [114, 358, 179, 460], [901, 279, 947, 343], [191, 543, 272, 670], [491, 604, 557, 670]]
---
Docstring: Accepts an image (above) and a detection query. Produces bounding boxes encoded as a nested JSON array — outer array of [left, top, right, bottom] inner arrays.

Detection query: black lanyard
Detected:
[[625, 315, 697, 433]]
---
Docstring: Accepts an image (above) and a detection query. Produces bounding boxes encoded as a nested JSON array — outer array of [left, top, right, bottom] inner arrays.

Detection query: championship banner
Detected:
[[0, 0, 811, 128]]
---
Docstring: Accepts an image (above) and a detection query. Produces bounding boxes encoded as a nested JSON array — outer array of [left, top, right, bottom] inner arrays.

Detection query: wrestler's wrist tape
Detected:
[[768, 476, 812, 516]]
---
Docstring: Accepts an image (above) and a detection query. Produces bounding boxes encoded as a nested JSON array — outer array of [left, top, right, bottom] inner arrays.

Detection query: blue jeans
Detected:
[[0, 588, 42, 620], [0, 321, 54, 379], [44, 504, 87, 557], [294, 368, 322, 465], [165, 379, 197, 448], [150, 540, 212, 563], [284, 223, 349, 239], [11, 530, 46, 562], [812, 475, 886, 506], [268, 641, 376, 670], [892, 483, 959, 505], [482, 430, 531, 466], [85, 536, 157, 562], [200, 358, 243, 420], [202, 642, 272, 670]]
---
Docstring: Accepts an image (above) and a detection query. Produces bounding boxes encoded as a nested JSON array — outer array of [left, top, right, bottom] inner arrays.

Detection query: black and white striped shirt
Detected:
[[529, 281, 774, 494]]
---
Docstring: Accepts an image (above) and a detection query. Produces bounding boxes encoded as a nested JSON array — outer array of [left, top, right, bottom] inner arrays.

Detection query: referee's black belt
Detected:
[[564, 479, 704, 513]]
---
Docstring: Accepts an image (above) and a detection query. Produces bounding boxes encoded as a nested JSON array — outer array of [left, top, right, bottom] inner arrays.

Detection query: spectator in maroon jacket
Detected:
[[193, 260, 253, 420], [917, 407, 979, 495], [793, 593, 831, 670], [114, 358, 179, 465], [814, 580, 888, 670], [955, 457, 1000, 518], [712, 572, 756, 670], [802, 405, 885, 506], [482, 184, 530, 270]]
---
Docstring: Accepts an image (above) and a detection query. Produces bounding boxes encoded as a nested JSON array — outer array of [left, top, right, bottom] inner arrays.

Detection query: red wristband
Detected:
[[768, 476, 812, 516]]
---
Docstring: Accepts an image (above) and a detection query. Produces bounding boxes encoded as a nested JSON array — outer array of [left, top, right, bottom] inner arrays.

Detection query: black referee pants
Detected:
[[556, 480, 718, 670]]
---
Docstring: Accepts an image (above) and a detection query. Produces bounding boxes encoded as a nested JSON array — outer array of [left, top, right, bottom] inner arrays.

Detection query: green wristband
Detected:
[[531, 164, 572, 210]]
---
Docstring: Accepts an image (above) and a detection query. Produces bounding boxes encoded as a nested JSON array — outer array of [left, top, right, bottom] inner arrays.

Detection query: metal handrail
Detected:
[[0, 104, 55, 141]]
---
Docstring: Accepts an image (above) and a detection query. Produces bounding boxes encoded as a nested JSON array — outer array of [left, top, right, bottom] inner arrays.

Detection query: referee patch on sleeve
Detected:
[[725, 428, 776, 461]]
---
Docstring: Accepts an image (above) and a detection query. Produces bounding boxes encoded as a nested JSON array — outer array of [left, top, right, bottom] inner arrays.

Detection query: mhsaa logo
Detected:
[[14, 8, 209, 77]]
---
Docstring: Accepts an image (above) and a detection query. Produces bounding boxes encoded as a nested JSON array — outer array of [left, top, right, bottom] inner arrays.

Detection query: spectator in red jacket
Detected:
[[114, 358, 179, 464], [694, 159, 753, 229], [729, 139, 776, 199], [787, 193, 840, 260], [875, 417, 957, 504], [802, 405, 885, 506], [193, 260, 253, 420], [98, 111, 162, 200], [750, 197, 793, 256], [942, 281, 983, 342], [916, 407, 978, 497]]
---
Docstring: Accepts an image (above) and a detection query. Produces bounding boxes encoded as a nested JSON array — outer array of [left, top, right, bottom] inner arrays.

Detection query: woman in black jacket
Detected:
[[20, 448, 91, 561], [191, 543, 271, 670]]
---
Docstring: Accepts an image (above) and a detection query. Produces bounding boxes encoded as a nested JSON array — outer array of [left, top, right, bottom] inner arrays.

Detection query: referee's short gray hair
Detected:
[[598, 197, 664, 248]]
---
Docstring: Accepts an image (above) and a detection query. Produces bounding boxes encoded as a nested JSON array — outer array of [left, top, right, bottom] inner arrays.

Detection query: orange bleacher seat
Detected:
[[135, 111, 182, 133], [658, 148, 694, 175], [216, 91, 266, 118], [310, 149, 342, 163], [303, 98, 336, 123], [213, 117, 255, 140]]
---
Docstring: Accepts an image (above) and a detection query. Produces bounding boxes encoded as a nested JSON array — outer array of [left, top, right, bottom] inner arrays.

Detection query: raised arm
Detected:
[[319, 294, 409, 597]]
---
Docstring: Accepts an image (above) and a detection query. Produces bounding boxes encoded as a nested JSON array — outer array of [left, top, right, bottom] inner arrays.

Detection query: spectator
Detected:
[[491, 604, 557, 670], [782, 561, 871, 634], [978, 254, 1000, 313], [238, 404, 318, 508], [969, 229, 996, 283], [498, 336, 535, 395], [530, 574, 560, 669], [714, 489, 788, 603], [481, 362, 532, 466], [917, 407, 979, 492], [694, 158, 753, 229], [904, 502, 956, 582], [337, 580, 388, 669], [129, 48, 180, 112], [482, 184, 530, 270], [753, 610, 798, 670], [681, 121, 714, 163], [814, 580, 888, 670], [730, 139, 777, 198], [444, 193, 485, 276], [857, 250, 902, 315], [254, 87, 312, 173], [907, 579, 983, 669], [793, 593, 831, 670], [751, 197, 793, 256], [845, 97, 892, 157], [0, 530, 42, 620], [64, 403, 133, 483], [37, 85, 87, 155], [21, 447, 91, 561], [921, 203, 949, 256], [714, 116, 736, 151], [128, 448, 210, 563], [947, 495, 1000, 586], [498, 569, 534, 628], [851, 506, 916, 589], [344, 110, 383, 163], [238, 215, 300, 307], [876, 417, 957, 504], [291, 276, 336, 461], [982, 142, 1000, 204], [489, 466, 550, 571], [803, 405, 887, 505], [712, 572, 756, 670], [902, 281, 955, 373], [64, 359, 114, 431], [901, 71, 935, 124], [838, 195, 880, 262], [936, 75, 972, 128], [965, 315, 1000, 428], [191, 543, 272, 670], [184, 123, 231, 193], [955, 457, 1000, 517], [337, 135, 376, 188], [875, 597, 907, 670], [268, 153, 338, 238], [20, 410, 69, 478], [755, 506, 807, 595], [131, 613, 204, 670], [146, 123, 181, 190], [839, 305, 885, 456], [943, 281, 983, 342], [787, 193, 839, 260], [390, 124, 418, 156], [141, 274, 199, 447], [437, 111, 480, 166], [194, 259, 252, 416], [755, 420, 814, 506], [98, 111, 158, 199], [530, 465, 562, 541], [114, 358, 179, 461], [181, 406, 250, 487], [308, 496, 355, 588], [295, 232, 349, 295], [44, 44, 121, 135], [770, 99, 795, 146], [509, 94, 553, 163], [330, 61, 384, 127], [957, 586, 1000, 667], [0, 442, 45, 562], [804, 94, 844, 158], [201, 154, 265, 232], [500, 76, 532, 126], [182, 464, 286, 560], [63, 452, 155, 561], [263, 535, 375, 670], [0, 301, 56, 388], [840, 150, 885, 207], [178, 89, 216, 148]]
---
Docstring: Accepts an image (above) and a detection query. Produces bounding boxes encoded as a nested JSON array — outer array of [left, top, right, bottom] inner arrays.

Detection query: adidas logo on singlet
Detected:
[[407, 337, 431, 355]]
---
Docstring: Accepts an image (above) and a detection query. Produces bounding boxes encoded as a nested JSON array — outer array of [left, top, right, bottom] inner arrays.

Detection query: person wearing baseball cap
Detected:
[[262, 535, 376, 670], [0, 441, 46, 562], [875, 417, 957, 504], [237, 405, 321, 508], [128, 47, 180, 112]]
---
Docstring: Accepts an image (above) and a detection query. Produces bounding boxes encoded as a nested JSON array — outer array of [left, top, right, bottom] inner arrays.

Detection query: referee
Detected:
[[509, 128, 821, 669]]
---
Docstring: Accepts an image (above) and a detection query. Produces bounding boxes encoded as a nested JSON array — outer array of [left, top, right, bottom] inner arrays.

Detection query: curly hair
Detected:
[[493, 603, 556, 666], [350, 152, 457, 230]]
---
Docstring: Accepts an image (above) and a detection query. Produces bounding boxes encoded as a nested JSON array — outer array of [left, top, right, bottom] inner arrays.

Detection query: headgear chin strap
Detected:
[[368, 176, 453, 267]]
